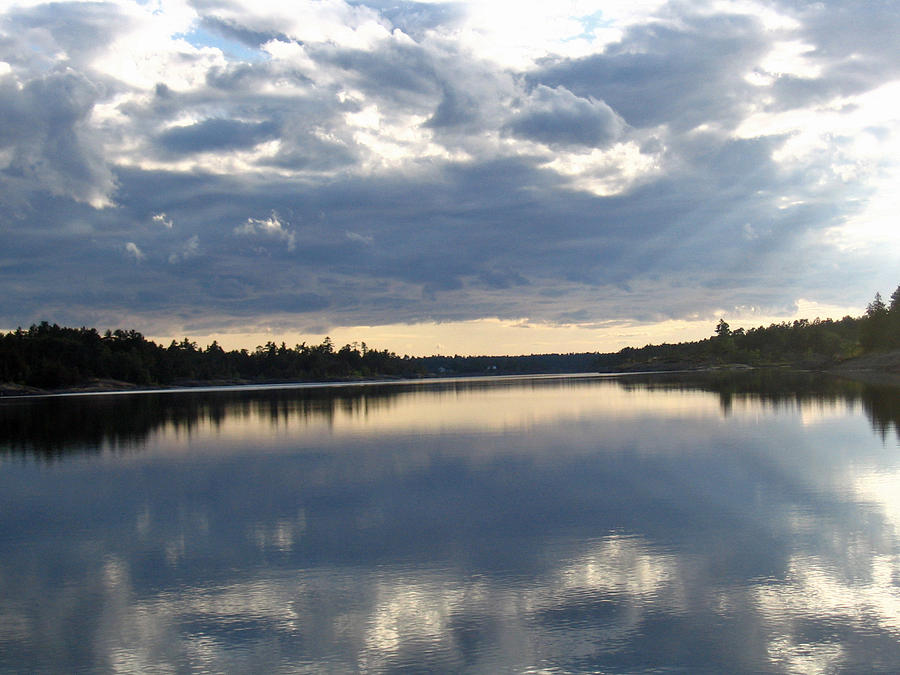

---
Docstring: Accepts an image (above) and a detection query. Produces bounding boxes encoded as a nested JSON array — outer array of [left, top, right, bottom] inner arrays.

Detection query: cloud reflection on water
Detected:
[[1, 373, 899, 672]]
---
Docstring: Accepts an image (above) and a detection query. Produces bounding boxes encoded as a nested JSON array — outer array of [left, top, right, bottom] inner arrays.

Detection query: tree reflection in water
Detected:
[[0, 372, 899, 672], [2, 372, 896, 459]]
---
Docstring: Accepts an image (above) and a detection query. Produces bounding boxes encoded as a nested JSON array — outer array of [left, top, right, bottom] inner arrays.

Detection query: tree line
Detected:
[[0, 325, 420, 389], [605, 285, 899, 371], [1, 284, 897, 390]]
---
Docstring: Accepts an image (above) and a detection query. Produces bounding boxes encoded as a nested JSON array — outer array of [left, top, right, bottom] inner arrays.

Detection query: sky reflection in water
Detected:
[[1, 373, 899, 673]]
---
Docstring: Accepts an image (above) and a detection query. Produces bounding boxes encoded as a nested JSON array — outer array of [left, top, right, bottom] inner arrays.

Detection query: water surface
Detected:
[[1, 372, 899, 673]]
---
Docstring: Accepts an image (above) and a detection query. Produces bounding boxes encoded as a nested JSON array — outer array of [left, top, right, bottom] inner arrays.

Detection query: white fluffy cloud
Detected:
[[234, 213, 296, 251]]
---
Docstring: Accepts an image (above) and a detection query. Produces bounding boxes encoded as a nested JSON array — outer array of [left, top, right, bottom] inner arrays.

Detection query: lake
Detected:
[[1, 371, 899, 673]]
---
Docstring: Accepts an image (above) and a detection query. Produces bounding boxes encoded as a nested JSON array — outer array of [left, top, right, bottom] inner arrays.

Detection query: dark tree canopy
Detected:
[[0, 323, 418, 390], [606, 284, 899, 372], [1, 283, 897, 390]]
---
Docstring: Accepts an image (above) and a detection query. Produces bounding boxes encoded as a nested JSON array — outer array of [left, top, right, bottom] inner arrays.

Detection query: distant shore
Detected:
[[607, 350, 900, 387], [0, 376, 397, 398], [3, 351, 899, 398]]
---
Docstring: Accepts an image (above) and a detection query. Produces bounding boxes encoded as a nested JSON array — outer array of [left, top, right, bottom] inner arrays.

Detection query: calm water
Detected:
[[1, 372, 899, 673]]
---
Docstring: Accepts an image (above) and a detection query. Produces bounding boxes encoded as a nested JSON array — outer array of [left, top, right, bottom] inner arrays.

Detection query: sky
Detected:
[[0, 0, 898, 355]]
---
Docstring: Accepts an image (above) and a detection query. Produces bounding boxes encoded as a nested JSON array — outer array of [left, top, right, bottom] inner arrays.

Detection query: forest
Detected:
[[0, 329, 419, 389], [605, 286, 899, 372], [0, 285, 897, 391]]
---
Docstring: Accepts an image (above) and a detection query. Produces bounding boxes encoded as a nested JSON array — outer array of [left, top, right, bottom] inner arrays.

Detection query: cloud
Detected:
[[153, 213, 174, 229], [234, 212, 297, 251], [0, 69, 115, 207], [168, 235, 200, 264], [377, 1, 465, 41], [0, 0, 897, 348], [156, 118, 280, 155], [505, 85, 625, 148], [345, 231, 374, 245], [423, 85, 480, 129], [1, 1, 135, 71], [6, 381, 898, 671], [529, 13, 771, 132], [124, 241, 144, 261]]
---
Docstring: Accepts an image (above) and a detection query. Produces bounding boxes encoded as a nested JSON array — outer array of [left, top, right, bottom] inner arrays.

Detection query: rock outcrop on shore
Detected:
[[831, 349, 900, 386]]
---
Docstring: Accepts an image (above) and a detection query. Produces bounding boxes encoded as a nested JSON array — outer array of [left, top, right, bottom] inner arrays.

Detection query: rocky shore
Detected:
[[829, 349, 900, 387]]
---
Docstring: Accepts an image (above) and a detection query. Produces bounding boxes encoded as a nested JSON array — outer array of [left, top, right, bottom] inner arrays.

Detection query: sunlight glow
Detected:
[[123, 376, 862, 452], [543, 141, 662, 195], [145, 294, 866, 358]]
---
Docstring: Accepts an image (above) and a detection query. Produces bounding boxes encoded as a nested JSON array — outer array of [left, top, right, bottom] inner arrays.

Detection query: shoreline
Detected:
[[0, 372, 602, 398], [827, 350, 900, 387], [3, 350, 899, 398], [610, 350, 900, 388], [0, 376, 408, 399]]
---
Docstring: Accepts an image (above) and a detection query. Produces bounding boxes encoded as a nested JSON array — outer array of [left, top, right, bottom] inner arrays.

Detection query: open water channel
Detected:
[[1, 371, 899, 673]]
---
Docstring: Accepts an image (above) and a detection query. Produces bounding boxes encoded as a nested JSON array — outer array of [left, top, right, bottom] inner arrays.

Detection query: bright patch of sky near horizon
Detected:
[[0, 0, 897, 354], [151, 297, 860, 356]]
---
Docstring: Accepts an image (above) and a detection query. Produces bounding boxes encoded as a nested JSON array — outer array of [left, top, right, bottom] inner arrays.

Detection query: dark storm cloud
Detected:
[[505, 85, 625, 148], [0, 0, 896, 339], [2, 1, 132, 68], [128, 61, 357, 169], [264, 134, 359, 171], [2, 120, 850, 332], [788, 0, 900, 64], [198, 15, 290, 49], [320, 41, 441, 100], [0, 2, 136, 206], [762, 1, 900, 111], [0, 69, 113, 206], [531, 13, 769, 131], [156, 118, 281, 154], [423, 86, 480, 128], [203, 60, 313, 91], [476, 268, 530, 290]]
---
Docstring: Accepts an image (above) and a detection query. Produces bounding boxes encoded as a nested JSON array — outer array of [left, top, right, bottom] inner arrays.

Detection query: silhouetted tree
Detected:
[[861, 292, 890, 350]]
